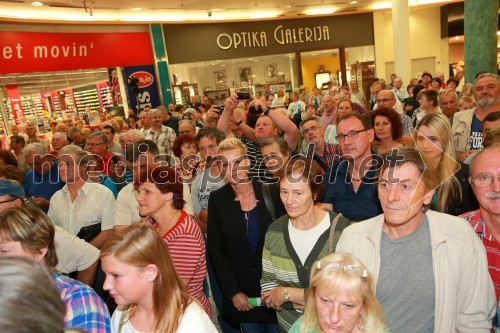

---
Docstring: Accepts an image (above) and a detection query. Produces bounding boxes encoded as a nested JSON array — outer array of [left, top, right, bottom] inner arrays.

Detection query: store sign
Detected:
[[0, 32, 154, 75], [163, 13, 374, 64], [123, 65, 161, 112], [6, 84, 25, 125]]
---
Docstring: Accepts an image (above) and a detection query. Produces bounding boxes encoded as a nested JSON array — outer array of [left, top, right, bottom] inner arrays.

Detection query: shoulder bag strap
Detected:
[[328, 212, 343, 254], [261, 182, 277, 221]]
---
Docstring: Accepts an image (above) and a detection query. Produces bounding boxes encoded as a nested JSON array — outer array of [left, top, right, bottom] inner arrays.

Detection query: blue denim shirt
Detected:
[[323, 155, 382, 222]]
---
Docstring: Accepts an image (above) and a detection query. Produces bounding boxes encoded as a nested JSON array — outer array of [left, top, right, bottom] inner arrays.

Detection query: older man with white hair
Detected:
[[51, 132, 69, 155]]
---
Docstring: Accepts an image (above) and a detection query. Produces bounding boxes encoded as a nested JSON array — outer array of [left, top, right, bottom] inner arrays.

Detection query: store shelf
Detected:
[[204, 88, 230, 106], [73, 85, 101, 113]]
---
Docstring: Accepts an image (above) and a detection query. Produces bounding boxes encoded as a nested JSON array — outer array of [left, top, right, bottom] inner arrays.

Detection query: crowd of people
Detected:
[[0, 70, 499, 333]]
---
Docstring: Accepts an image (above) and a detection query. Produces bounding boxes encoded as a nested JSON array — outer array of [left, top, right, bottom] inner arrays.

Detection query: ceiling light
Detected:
[[350, 1, 358, 4], [371, 2, 392, 10], [30, 1, 44, 6], [131, 7, 142, 11], [455, 36, 460, 40]]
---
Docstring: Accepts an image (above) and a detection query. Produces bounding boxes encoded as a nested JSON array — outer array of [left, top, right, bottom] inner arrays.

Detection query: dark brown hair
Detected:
[[370, 107, 403, 141], [135, 166, 185, 210]]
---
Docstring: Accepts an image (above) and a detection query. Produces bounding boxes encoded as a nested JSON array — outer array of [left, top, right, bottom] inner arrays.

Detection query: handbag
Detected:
[[76, 223, 102, 243]]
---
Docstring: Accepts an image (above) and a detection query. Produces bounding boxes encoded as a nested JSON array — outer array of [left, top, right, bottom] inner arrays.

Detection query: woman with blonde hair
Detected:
[[101, 223, 217, 333], [289, 252, 387, 333], [414, 112, 478, 215]]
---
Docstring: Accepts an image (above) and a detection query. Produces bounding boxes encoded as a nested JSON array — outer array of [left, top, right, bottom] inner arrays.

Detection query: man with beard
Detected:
[[453, 73, 500, 162], [460, 144, 500, 331]]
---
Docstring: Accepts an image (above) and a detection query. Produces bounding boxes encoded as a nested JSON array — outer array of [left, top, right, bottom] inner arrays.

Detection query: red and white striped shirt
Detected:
[[461, 209, 500, 301], [152, 211, 211, 316]]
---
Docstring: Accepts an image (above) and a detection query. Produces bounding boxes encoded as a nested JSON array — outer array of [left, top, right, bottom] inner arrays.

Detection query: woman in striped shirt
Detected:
[[135, 165, 211, 316]]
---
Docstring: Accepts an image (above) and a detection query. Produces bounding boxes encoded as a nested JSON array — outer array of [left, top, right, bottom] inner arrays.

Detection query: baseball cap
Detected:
[[0, 179, 25, 200]]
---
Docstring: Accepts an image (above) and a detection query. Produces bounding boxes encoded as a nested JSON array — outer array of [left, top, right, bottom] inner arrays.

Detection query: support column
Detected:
[[150, 24, 173, 106], [464, 0, 498, 83], [373, 11, 386, 80], [392, 0, 411, 85]]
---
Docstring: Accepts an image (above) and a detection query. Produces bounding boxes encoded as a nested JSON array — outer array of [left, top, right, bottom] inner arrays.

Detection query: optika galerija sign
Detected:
[[216, 25, 330, 50]]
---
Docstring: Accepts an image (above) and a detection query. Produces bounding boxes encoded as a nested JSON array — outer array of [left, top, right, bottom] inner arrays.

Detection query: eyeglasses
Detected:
[[302, 125, 319, 136], [376, 98, 393, 104], [316, 261, 368, 278], [469, 174, 500, 188], [85, 142, 105, 147], [336, 129, 366, 142]]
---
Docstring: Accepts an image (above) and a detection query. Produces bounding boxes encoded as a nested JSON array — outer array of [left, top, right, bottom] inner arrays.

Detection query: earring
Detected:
[[357, 314, 366, 332]]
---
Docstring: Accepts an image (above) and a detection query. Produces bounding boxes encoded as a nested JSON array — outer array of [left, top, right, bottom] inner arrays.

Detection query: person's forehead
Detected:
[[381, 162, 421, 182], [472, 149, 500, 174], [302, 120, 319, 129], [256, 117, 273, 126], [439, 94, 457, 102], [87, 137, 102, 143], [476, 77, 499, 88], [199, 136, 217, 146], [377, 91, 393, 99], [338, 117, 363, 131]]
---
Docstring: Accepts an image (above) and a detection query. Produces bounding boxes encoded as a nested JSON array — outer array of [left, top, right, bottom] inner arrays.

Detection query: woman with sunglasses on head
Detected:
[[208, 138, 286, 333], [261, 157, 351, 332], [289, 252, 387, 333], [101, 223, 217, 333], [414, 112, 478, 215]]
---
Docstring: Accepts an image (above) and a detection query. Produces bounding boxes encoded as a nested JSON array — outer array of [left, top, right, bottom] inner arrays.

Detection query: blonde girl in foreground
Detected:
[[101, 223, 217, 333]]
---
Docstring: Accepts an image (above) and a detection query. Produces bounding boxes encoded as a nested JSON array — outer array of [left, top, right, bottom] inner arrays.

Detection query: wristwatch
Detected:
[[283, 288, 290, 302], [263, 107, 271, 116]]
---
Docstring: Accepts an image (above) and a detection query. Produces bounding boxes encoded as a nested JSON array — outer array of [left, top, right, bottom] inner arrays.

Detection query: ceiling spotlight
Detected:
[[350, 1, 358, 4], [131, 7, 142, 11], [31, 1, 44, 6]]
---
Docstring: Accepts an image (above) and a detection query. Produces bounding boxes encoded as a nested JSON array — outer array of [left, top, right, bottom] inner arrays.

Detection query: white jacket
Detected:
[[336, 210, 496, 332], [452, 108, 476, 153]]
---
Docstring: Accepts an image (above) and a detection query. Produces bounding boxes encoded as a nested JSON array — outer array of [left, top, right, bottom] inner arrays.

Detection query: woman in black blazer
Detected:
[[208, 138, 285, 333]]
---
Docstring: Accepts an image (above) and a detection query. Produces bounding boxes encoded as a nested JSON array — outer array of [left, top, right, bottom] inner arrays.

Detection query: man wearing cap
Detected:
[[0, 179, 99, 286]]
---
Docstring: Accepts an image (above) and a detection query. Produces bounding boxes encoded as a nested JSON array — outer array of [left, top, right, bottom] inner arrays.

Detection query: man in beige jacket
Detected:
[[337, 148, 495, 333]]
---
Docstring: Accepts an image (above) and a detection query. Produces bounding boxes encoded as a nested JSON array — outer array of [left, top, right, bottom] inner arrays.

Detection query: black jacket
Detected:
[[207, 180, 285, 324]]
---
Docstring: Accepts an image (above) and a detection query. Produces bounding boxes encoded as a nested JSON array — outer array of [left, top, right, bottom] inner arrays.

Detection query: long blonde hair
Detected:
[[414, 113, 461, 212], [101, 223, 192, 332], [301, 253, 386, 333]]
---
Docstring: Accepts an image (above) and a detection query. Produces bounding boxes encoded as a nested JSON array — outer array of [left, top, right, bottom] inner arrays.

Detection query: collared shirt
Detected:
[[24, 162, 64, 213], [322, 110, 336, 128], [144, 125, 176, 161], [303, 142, 341, 170], [55, 273, 111, 333], [48, 182, 115, 236], [461, 210, 500, 301], [323, 155, 382, 221]]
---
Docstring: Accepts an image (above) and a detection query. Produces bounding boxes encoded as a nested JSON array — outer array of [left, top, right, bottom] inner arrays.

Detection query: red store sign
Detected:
[[0, 32, 154, 75]]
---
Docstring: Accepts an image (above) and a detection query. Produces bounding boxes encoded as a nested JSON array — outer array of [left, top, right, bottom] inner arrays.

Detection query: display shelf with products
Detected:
[[204, 88, 230, 106], [172, 83, 199, 107], [73, 85, 101, 114], [97, 82, 113, 109], [254, 82, 292, 95]]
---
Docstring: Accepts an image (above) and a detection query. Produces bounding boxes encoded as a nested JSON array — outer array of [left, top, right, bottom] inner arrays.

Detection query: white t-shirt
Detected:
[[111, 302, 218, 333], [288, 212, 330, 264]]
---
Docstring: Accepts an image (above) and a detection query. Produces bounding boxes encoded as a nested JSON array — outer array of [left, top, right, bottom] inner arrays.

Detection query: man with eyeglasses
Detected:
[[322, 113, 382, 222], [178, 119, 197, 137], [461, 144, 500, 331], [300, 117, 341, 171], [337, 148, 496, 332], [85, 131, 114, 177]]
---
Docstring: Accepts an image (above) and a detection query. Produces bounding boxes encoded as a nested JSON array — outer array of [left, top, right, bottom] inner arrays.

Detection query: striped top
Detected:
[[461, 209, 500, 301], [152, 211, 211, 317], [237, 136, 274, 184]]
